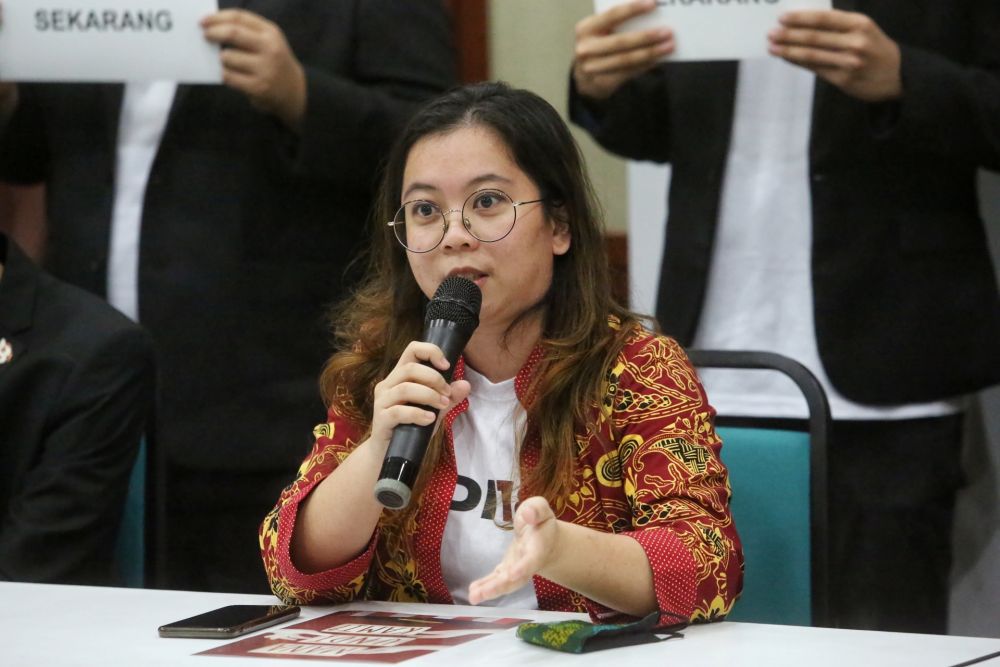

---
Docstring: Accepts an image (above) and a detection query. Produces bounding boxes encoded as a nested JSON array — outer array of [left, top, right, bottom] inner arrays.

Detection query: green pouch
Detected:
[[515, 612, 684, 654]]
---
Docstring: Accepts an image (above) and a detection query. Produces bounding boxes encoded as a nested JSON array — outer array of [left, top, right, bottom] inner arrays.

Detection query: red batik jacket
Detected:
[[260, 326, 743, 626]]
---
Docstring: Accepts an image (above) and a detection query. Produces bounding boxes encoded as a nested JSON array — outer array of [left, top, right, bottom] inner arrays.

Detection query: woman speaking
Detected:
[[260, 82, 742, 626]]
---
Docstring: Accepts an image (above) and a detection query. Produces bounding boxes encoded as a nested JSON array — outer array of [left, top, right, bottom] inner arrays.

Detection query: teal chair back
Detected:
[[717, 426, 811, 624], [686, 350, 830, 627], [114, 438, 146, 587]]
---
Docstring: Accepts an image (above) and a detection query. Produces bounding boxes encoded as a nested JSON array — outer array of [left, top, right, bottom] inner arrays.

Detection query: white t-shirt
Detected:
[[692, 58, 960, 421], [106, 81, 176, 322], [440, 365, 537, 609]]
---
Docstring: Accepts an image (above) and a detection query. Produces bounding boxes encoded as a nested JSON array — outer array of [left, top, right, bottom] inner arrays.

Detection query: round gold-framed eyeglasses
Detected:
[[387, 188, 545, 253]]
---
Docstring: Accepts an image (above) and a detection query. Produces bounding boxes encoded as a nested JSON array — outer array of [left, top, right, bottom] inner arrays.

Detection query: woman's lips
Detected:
[[448, 269, 487, 285]]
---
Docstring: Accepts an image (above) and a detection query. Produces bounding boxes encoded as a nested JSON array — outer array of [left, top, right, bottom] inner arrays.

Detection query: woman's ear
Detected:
[[548, 204, 571, 256], [551, 219, 571, 256]]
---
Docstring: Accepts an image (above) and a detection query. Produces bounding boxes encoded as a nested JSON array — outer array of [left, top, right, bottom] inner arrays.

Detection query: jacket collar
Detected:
[[444, 344, 546, 421]]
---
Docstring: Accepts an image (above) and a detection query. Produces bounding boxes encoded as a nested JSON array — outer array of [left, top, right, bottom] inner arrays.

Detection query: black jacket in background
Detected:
[[570, 0, 1000, 404], [0, 235, 154, 584], [0, 0, 458, 471]]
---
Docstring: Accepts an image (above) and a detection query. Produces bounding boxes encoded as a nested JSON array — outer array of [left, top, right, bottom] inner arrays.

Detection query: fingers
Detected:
[[769, 41, 862, 71], [379, 378, 450, 413], [370, 342, 457, 441], [778, 9, 864, 32], [469, 497, 559, 605], [377, 344, 453, 411], [469, 561, 525, 605], [426, 378, 470, 433], [369, 385, 440, 441], [376, 402, 439, 431], [514, 496, 551, 531], [199, 9, 306, 127], [770, 25, 863, 52], [768, 12, 871, 68], [443, 379, 471, 413], [573, 0, 672, 100], [398, 340, 452, 375], [218, 49, 258, 77], [468, 538, 539, 603], [202, 25, 269, 56], [471, 573, 517, 604], [576, 0, 656, 37], [768, 10, 901, 102], [467, 576, 494, 605], [201, 9, 269, 38], [575, 33, 673, 77]]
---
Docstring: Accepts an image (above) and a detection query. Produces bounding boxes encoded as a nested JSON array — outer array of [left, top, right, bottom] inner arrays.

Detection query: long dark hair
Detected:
[[321, 81, 641, 512]]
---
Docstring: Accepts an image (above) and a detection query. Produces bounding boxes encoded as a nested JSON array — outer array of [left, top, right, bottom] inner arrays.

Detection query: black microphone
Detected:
[[374, 276, 482, 509]]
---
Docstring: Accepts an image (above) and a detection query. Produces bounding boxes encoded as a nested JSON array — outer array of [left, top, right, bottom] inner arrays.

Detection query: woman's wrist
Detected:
[[0, 83, 18, 125]]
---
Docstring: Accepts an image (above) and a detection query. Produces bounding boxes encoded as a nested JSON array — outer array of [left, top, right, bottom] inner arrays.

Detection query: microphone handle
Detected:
[[375, 320, 473, 509], [422, 318, 469, 385]]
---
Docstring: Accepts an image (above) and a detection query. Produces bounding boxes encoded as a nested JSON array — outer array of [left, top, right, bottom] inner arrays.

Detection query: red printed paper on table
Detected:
[[198, 610, 527, 663]]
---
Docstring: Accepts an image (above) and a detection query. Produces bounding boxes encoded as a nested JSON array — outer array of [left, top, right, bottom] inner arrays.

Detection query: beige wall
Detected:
[[488, 0, 628, 233]]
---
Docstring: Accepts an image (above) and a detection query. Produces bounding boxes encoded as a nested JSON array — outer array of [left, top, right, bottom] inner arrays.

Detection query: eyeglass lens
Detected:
[[393, 189, 518, 252]]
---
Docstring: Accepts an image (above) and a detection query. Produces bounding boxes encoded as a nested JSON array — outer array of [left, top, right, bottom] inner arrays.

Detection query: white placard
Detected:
[[0, 0, 222, 82], [594, 0, 832, 62]]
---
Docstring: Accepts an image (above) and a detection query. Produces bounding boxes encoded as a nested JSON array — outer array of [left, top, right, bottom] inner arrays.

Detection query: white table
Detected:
[[1, 582, 998, 666]]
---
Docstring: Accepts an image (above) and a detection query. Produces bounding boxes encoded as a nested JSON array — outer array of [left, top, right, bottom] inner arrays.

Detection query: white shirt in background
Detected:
[[692, 58, 959, 421], [106, 81, 176, 322]]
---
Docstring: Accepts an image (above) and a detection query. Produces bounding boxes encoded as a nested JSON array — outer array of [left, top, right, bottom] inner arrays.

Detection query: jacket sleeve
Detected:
[[870, 1, 1000, 168], [0, 324, 154, 584], [260, 404, 379, 604], [592, 335, 743, 626], [0, 84, 49, 185], [567, 67, 676, 164], [290, 0, 457, 187]]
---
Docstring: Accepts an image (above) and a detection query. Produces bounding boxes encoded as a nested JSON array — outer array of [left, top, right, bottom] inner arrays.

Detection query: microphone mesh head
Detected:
[[425, 276, 482, 330]]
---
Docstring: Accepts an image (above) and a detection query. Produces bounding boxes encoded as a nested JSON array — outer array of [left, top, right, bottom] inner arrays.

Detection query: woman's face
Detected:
[[401, 125, 571, 333]]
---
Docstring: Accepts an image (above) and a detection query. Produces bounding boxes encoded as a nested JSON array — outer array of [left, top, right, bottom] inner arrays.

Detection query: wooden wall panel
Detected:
[[446, 0, 489, 83], [606, 232, 629, 306]]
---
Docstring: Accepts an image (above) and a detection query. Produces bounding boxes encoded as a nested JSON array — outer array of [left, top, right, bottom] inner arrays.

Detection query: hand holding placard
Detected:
[[576, 0, 900, 105], [768, 10, 902, 102], [573, 0, 674, 101], [201, 10, 307, 130]]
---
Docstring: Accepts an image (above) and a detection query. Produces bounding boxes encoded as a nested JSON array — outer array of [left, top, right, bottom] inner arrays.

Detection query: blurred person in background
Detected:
[[569, 0, 1000, 632], [0, 231, 154, 585], [0, 0, 457, 593], [261, 82, 743, 626]]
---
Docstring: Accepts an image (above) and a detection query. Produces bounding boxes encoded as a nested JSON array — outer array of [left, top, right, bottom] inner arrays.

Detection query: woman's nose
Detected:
[[441, 209, 479, 249]]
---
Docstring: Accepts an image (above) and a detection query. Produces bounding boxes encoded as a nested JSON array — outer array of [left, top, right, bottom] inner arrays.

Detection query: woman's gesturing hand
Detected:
[[468, 497, 560, 604], [370, 341, 471, 451]]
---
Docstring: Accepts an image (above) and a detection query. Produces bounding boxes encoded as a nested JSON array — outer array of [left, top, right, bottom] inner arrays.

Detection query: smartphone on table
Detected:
[[158, 604, 301, 639]]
